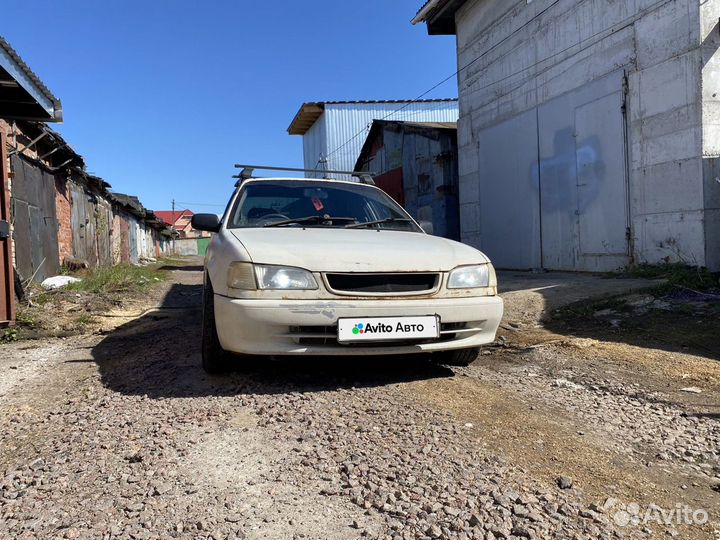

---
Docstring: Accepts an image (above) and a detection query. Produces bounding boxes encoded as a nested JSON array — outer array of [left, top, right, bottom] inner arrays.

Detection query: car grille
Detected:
[[325, 272, 439, 295], [288, 322, 469, 346]]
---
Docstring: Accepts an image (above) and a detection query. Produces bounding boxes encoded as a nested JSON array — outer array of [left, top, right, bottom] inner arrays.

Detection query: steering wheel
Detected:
[[255, 213, 290, 225]]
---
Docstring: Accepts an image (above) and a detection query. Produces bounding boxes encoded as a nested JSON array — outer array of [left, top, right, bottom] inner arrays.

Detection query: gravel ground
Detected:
[[0, 261, 717, 539]]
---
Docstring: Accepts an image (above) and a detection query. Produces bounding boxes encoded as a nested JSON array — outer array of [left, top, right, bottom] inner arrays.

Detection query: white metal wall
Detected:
[[302, 117, 327, 175]]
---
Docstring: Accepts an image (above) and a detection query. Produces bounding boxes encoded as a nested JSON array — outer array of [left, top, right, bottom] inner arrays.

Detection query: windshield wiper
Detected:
[[264, 215, 357, 227], [344, 217, 412, 229]]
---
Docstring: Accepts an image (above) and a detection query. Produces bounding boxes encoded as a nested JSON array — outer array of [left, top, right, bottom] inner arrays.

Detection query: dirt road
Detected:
[[1, 260, 718, 539]]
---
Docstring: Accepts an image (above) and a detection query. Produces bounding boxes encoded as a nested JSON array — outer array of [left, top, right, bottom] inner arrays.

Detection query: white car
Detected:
[[192, 176, 503, 373]]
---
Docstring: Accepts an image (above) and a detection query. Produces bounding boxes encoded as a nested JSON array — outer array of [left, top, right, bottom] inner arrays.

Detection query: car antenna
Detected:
[[232, 164, 377, 186]]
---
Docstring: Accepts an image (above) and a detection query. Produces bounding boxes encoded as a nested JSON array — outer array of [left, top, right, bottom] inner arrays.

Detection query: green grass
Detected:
[[620, 263, 718, 291], [66, 264, 166, 295], [73, 313, 96, 327], [14, 310, 37, 327]]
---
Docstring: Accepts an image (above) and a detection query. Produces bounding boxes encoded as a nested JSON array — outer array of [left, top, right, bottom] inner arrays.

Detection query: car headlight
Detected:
[[447, 264, 490, 289], [227, 263, 318, 290], [255, 264, 318, 290], [227, 262, 256, 290]]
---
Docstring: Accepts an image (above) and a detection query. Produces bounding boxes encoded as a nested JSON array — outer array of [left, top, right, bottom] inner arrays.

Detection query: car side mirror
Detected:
[[0, 220, 9, 241], [419, 220, 434, 235], [191, 214, 221, 233]]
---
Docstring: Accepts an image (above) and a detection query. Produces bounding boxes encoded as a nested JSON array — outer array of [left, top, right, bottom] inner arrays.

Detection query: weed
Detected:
[[0, 328, 18, 343], [66, 264, 166, 295], [15, 310, 36, 327], [552, 295, 630, 322], [73, 314, 95, 327], [620, 263, 718, 291]]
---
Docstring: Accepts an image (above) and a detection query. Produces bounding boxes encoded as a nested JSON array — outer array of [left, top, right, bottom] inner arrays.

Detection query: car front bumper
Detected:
[[214, 294, 504, 356]]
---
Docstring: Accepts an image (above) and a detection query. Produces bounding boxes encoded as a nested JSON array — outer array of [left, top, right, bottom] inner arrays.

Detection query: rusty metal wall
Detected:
[[111, 213, 121, 264], [10, 154, 60, 282], [82, 193, 97, 267], [69, 183, 116, 268], [399, 129, 460, 241], [1, 132, 16, 325], [119, 213, 130, 264], [363, 125, 460, 240], [95, 197, 113, 267], [128, 217, 138, 263], [69, 182, 87, 263]]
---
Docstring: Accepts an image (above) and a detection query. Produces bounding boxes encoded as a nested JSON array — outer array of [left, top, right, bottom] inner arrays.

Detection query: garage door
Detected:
[[477, 109, 542, 270], [10, 154, 60, 282], [474, 72, 629, 271], [574, 92, 630, 270]]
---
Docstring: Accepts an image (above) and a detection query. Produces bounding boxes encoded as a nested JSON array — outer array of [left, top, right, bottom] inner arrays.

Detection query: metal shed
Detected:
[[288, 99, 458, 179], [355, 120, 460, 240]]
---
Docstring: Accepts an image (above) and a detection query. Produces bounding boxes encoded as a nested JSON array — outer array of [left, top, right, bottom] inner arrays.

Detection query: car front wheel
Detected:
[[433, 347, 480, 367], [201, 279, 230, 374]]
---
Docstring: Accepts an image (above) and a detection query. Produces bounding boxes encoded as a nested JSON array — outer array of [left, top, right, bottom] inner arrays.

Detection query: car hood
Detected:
[[229, 228, 489, 272]]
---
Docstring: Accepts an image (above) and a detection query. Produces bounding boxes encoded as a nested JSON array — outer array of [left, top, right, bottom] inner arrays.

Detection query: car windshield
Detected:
[[228, 181, 421, 232]]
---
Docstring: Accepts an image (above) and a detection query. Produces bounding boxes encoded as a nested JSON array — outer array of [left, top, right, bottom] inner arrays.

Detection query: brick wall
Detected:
[[54, 175, 73, 265]]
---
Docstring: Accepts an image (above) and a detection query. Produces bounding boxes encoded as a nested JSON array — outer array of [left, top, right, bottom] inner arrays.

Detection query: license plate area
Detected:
[[337, 315, 439, 343]]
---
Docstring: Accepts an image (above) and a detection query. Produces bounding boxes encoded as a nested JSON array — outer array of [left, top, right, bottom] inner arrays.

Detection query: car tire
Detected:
[[433, 347, 480, 367], [201, 279, 230, 374]]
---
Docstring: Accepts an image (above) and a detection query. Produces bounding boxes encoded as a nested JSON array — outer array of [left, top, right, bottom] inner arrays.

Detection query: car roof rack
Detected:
[[232, 164, 376, 187]]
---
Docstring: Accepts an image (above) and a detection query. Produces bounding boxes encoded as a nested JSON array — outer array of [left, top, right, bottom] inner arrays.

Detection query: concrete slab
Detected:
[[498, 270, 662, 323]]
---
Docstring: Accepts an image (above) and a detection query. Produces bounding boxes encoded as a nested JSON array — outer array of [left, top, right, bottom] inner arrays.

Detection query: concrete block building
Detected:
[[414, 0, 720, 271]]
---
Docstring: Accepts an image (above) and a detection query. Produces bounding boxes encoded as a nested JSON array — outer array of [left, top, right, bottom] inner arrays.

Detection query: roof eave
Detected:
[[0, 37, 63, 122], [411, 0, 443, 24], [287, 102, 325, 135], [411, 0, 465, 35]]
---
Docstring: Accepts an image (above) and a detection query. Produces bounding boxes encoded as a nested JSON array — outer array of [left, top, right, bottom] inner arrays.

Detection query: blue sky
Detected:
[[2, 1, 456, 213]]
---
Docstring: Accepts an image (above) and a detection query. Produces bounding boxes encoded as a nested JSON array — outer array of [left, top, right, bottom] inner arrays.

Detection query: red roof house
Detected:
[[155, 209, 207, 238]]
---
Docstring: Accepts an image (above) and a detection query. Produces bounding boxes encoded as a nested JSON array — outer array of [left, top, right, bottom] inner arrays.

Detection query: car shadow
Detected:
[[542, 289, 720, 362], [157, 265, 205, 272], [90, 283, 454, 399], [498, 271, 720, 362]]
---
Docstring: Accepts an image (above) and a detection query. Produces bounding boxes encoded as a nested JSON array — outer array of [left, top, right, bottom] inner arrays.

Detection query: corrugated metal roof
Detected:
[[111, 193, 146, 217], [323, 99, 457, 105], [288, 98, 457, 135], [0, 36, 62, 121]]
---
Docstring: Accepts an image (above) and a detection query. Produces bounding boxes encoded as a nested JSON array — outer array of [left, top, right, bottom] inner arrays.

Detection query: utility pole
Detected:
[[171, 199, 176, 254], [318, 154, 328, 179]]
